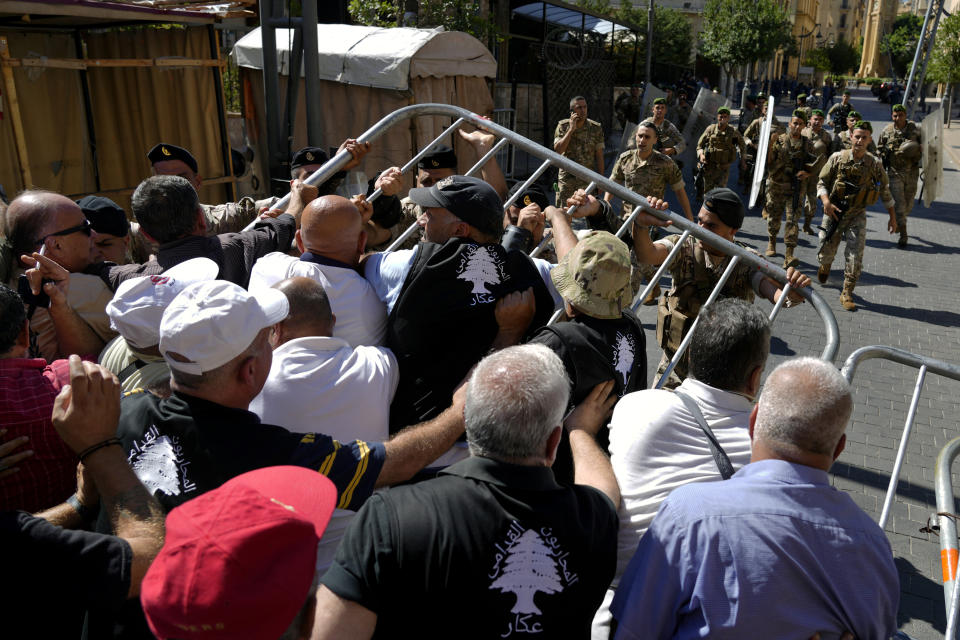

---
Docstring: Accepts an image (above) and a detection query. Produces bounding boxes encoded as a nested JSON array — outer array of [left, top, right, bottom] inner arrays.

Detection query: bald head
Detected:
[[754, 358, 852, 462], [7, 190, 95, 271], [296, 195, 365, 265], [271, 277, 334, 345]]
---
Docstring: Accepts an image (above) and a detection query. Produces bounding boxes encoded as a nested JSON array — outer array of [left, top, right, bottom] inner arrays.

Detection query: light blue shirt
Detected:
[[363, 246, 562, 314], [611, 459, 899, 640]]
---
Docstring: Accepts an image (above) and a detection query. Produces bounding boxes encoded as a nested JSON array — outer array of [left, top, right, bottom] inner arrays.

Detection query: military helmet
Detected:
[[899, 140, 921, 160]]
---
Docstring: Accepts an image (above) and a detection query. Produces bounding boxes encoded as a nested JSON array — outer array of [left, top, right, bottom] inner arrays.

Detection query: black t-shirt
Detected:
[[322, 457, 618, 639], [2, 510, 131, 638], [528, 312, 647, 484]]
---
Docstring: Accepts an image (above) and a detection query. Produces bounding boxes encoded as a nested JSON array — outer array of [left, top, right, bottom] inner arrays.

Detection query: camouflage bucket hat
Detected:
[[550, 231, 631, 320]]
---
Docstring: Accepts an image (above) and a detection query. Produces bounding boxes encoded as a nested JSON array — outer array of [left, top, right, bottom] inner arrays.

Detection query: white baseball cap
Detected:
[[159, 280, 289, 375], [106, 258, 220, 350]]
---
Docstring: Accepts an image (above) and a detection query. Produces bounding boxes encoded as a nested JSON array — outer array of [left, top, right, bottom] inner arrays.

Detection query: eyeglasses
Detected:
[[37, 218, 93, 245]]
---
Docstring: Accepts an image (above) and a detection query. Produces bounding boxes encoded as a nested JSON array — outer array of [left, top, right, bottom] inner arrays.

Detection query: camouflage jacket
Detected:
[[766, 133, 819, 188], [554, 118, 604, 179], [609, 149, 683, 216], [642, 118, 686, 155], [802, 127, 833, 175], [878, 121, 922, 178], [827, 102, 853, 128], [697, 124, 745, 166], [744, 115, 785, 146], [656, 233, 758, 315], [817, 149, 895, 213]]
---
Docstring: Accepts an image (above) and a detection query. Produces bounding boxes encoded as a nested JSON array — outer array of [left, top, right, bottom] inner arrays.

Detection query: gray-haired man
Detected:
[[313, 344, 620, 639]]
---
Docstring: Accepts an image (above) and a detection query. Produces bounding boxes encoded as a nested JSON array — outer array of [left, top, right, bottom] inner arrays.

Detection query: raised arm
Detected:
[[564, 380, 620, 506]]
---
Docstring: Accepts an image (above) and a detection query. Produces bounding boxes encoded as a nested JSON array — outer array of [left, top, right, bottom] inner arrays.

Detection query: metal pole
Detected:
[[301, 0, 324, 146], [936, 437, 960, 617], [259, 0, 284, 185], [877, 365, 927, 530], [282, 25, 303, 164], [904, 0, 936, 115], [656, 255, 742, 388], [768, 282, 791, 322], [645, 0, 653, 84], [208, 25, 235, 202], [630, 230, 692, 311], [911, 0, 944, 120]]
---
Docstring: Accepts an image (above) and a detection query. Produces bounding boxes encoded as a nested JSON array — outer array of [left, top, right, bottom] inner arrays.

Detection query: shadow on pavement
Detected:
[[895, 556, 947, 635], [865, 235, 960, 256], [831, 461, 936, 505], [769, 336, 796, 357], [857, 300, 960, 327]]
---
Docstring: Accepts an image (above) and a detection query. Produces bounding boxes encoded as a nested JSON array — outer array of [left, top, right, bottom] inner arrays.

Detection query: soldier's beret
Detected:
[[418, 145, 458, 170], [843, 89, 851, 95], [853, 121, 873, 133], [76, 195, 130, 238], [747, 94, 758, 103], [797, 93, 807, 101], [717, 107, 731, 115], [892, 104, 906, 113], [811, 109, 825, 117], [792, 109, 808, 123], [290, 146, 329, 171], [147, 143, 198, 173], [507, 180, 550, 210], [653, 98, 667, 105], [756, 92, 766, 100], [703, 188, 744, 230], [848, 110, 861, 120]]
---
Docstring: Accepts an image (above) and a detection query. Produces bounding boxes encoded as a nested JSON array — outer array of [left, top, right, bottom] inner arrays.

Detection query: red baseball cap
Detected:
[[140, 466, 337, 640]]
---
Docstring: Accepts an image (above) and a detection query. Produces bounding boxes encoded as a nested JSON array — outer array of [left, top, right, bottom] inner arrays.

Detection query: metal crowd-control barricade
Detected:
[[936, 437, 960, 639], [251, 104, 839, 378]]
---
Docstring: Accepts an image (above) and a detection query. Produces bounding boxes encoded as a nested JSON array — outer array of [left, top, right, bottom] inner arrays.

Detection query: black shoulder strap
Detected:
[[673, 390, 735, 480], [117, 359, 150, 383]]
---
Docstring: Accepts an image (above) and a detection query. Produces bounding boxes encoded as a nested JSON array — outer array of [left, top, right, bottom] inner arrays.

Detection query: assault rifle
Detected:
[[694, 151, 708, 202], [818, 179, 860, 243]]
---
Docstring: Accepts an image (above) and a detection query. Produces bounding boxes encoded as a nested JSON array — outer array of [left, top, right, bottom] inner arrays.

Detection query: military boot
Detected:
[[803, 221, 814, 235], [642, 284, 661, 306], [817, 263, 830, 284], [898, 223, 908, 248], [783, 247, 799, 269], [765, 238, 777, 257], [839, 281, 856, 311]]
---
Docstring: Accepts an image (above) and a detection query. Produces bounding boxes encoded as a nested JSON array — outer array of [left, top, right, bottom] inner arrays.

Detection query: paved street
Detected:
[[639, 87, 960, 638]]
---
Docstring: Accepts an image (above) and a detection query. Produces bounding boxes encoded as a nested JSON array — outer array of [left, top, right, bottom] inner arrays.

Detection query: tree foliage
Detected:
[[927, 13, 960, 85], [804, 38, 861, 76], [699, 0, 797, 73], [347, 0, 498, 42], [880, 14, 923, 79]]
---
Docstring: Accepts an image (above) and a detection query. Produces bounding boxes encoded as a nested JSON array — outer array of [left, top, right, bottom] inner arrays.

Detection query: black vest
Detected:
[[529, 311, 647, 484], [387, 238, 555, 431]]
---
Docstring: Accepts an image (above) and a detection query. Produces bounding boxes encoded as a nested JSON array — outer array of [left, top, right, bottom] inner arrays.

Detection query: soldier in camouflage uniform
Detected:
[[827, 90, 853, 131], [630, 188, 810, 388], [615, 86, 641, 129], [554, 96, 605, 208], [763, 110, 820, 268], [642, 98, 686, 160], [801, 109, 833, 234], [673, 90, 693, 131], [817, 121, 897, 311], [571, 122, 693, 305], [697, 107, 747, 194], [877, 104, 922, 247], [833, 111, 878, 155], [743, 100, 786, 197]]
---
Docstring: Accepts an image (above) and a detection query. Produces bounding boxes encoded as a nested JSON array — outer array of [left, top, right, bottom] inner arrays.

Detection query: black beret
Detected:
[[418, 145, 458, 170], [147, 143, 198, 173], [290, 146, 329, 171], [703, 188, 744, 230], [76, 195, 130, 238], [507, 181, 551, 210]]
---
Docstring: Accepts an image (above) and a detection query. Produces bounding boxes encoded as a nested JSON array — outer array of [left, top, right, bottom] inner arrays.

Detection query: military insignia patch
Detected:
[[523, 195, 532, 206], [306, 152, 314, 161], [431, 159, 440, 168], [161, 146, 172, 157]]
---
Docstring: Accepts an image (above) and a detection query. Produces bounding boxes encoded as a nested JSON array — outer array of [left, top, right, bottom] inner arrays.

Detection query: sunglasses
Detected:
[[37, 218, 93, 245]]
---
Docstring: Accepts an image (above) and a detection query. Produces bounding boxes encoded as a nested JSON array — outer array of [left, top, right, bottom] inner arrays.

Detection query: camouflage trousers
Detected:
[[557, 174, 591, 209], [702, 164, 732, 195], [818, 210, 867, 285], [888, 173, 918, 232], [764, 182, 803, 249], [804, 180, 819, 225], [655, 349, 685, 390]]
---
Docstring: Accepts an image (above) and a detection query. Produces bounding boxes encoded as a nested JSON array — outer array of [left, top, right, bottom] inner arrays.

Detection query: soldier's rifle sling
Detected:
[[656, 254, 742, 389]]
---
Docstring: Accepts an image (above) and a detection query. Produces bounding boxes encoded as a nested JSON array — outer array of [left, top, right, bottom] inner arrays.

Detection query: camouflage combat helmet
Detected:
[[550, 231, 631, 320]]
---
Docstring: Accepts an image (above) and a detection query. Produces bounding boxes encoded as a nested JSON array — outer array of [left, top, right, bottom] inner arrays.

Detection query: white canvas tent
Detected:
[[233, 25, 497, 187]]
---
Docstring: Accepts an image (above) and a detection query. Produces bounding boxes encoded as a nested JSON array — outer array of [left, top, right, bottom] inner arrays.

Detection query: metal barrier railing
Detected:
[[841, 346, 960, 530], [935, 437, 960, 638], [249, 103, 839, 369]]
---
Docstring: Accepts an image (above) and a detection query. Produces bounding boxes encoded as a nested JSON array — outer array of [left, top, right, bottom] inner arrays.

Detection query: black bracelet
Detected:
[[66, 494, 97, 523], [77, 438, 123, 462]]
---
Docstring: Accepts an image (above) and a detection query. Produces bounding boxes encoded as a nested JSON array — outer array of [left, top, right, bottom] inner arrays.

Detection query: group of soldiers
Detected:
[[550, 87, 925, 318]]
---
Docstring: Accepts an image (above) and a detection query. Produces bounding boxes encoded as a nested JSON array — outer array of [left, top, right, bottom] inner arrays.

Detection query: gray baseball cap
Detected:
[[408, 175, 503, 238]]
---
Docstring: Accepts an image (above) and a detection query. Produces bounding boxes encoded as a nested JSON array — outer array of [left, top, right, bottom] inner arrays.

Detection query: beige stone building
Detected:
[[858, 0, 899, 77], [816, 0, 866, 48]]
